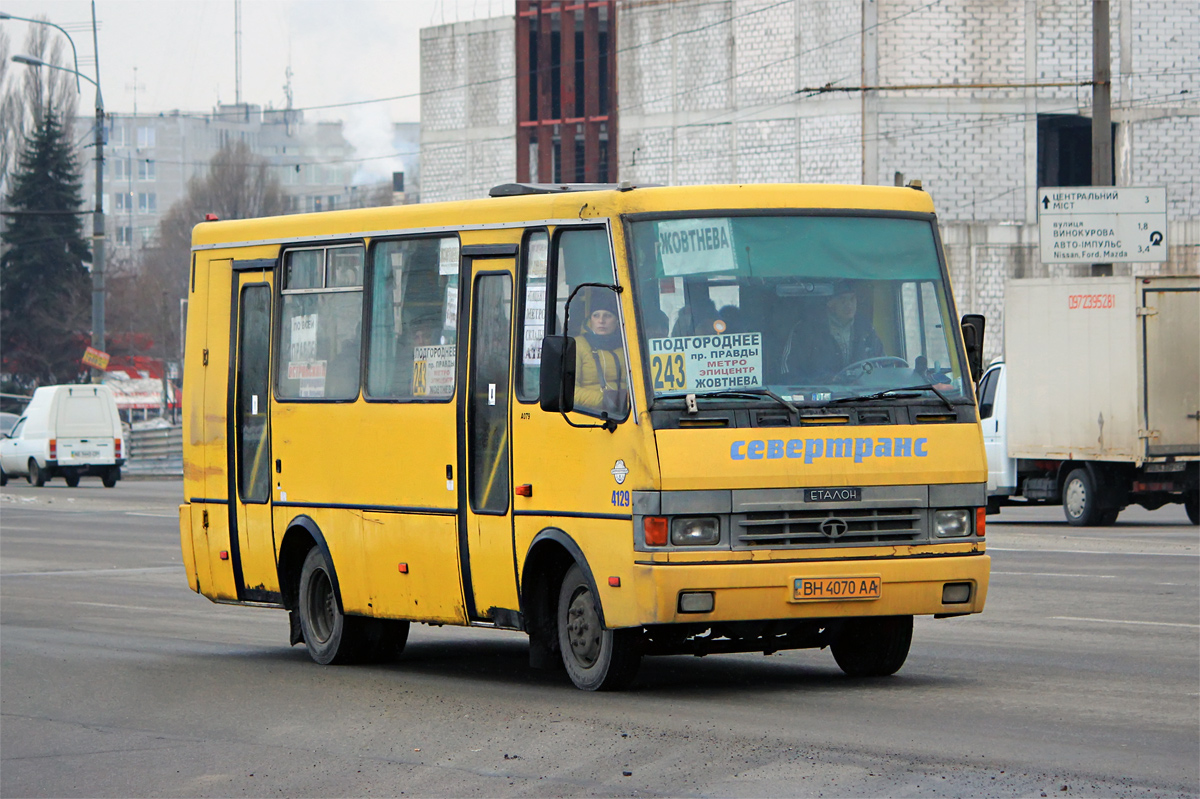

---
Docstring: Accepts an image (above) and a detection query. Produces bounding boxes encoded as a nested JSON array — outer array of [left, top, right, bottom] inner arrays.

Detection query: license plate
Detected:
[[792, 576, 881, 602], [71, 450, 100, 458]]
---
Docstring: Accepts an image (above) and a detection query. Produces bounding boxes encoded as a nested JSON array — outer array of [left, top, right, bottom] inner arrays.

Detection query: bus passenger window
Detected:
[[276, 245, 364, 401], [365, 236, 459, 401], [517, 230, 549, 402]]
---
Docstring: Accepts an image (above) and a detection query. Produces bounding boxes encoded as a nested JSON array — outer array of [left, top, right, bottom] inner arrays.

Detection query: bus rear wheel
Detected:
[[297, 547, 407, 665], [297, 547, 361, 665], [831, 615, 913, 677], [557, 564, 640, 691]]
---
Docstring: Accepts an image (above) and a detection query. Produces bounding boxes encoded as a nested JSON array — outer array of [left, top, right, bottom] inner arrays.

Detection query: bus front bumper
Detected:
[[613, 552, 990, 627]]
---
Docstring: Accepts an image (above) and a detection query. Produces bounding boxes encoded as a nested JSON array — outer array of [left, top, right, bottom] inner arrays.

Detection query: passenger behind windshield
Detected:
[[780, 280, 883, 382]]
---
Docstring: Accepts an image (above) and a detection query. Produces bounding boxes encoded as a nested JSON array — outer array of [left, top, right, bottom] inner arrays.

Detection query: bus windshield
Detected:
[[627, 214, 970, 406]]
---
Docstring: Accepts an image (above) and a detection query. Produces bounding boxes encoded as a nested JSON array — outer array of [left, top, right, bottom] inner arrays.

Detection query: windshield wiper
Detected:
[[658, 388, 799, 417], [825, 384, 956, 412]]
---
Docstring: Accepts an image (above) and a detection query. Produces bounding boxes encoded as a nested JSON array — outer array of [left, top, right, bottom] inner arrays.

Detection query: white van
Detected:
[[0, 384, 124, 488]]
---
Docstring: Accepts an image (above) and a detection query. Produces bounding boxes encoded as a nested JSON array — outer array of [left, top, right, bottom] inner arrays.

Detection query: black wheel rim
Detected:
[[566, 586, 602, 667], [307, 568, 336, 644]]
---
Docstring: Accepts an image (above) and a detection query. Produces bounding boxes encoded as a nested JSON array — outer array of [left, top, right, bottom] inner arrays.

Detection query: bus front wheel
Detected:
[[831, 615, 913, 677], [556, 564, 640, 691]]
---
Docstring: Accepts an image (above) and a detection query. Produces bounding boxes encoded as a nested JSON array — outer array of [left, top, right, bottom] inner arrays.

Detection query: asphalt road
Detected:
[[2, 478, 1197, 798]]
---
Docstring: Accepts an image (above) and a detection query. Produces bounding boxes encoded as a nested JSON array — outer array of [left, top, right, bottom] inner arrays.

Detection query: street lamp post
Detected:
[[7, 6, 105, 382], [0, 11, 80, 92]]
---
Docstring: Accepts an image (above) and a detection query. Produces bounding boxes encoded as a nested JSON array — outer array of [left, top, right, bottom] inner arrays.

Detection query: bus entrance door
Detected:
[[230, 268, 278, 603], [459, 254, 521, 622]]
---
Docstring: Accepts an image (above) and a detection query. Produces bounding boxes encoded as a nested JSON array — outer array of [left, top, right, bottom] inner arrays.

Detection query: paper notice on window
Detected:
[[657, 218, 736, 276], [412, 344, 456, 397], [439, 238, 460, 275], [289, 314, 318, 361], [522, 284, 547, 366], [527, 237, 549, 278], [287, 360, 327, 397], [443, 284, 458, 329], [647, 332, 763, 392], [523, 325, 544, 366]]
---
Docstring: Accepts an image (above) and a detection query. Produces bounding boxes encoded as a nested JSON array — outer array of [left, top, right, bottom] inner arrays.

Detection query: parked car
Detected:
[[0, 384, 124, 487]]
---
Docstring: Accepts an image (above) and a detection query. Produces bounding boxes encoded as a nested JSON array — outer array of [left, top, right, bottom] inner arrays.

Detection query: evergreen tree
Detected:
[[1, 110, 91, 389]]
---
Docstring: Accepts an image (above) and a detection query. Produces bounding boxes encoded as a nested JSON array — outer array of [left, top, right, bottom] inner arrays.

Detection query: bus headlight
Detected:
[[934, 509, 972, 537], [670, 516, 720, 546]]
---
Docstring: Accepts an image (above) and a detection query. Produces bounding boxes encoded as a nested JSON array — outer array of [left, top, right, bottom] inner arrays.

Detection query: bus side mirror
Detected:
[[539, 335, 576, 413], [960, 314, 985, 384]]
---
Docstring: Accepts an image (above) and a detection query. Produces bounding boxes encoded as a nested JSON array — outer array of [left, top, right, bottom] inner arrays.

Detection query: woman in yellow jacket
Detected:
[[574, 289, 628, 416]]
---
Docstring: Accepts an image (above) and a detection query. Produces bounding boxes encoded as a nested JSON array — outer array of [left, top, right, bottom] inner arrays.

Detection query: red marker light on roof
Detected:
[[205, 213, 219, 221]]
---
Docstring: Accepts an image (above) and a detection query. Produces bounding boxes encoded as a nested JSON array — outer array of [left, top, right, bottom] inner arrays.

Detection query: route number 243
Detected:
[[651, 353, 686, 390]]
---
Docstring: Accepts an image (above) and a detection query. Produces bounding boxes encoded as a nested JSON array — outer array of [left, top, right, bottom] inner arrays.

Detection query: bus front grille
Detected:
[[734, 507, 923, 547]]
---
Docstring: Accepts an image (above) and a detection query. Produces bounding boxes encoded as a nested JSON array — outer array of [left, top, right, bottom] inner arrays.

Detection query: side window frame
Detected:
[[515, 227, 550, 404], [361, 233, 461, 404], [273, 241, 366, 403], [548, 223, 632, 424], [977, 367, 999, 420]]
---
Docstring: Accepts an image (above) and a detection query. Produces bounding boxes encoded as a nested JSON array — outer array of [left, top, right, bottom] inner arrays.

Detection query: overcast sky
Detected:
[[2, 1, 514, 148]]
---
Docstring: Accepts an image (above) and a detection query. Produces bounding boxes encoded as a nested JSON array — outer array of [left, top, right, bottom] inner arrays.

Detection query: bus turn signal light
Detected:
[[976, 507, 986, 536], [515, 484, 533, 497], [608, 576, 621, 587], [398, 563, 408, 574], [644, 516, 668, 546]]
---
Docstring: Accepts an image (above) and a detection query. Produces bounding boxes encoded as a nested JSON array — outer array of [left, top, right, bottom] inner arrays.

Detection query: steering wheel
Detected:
[[831, 356, 910, 384]]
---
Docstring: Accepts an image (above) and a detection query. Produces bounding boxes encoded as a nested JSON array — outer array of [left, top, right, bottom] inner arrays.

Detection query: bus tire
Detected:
[[297, 547, 362, 665], [831, 615, 913, 678], [28, 459, 46, 487], [557, 564, 640, 691], [1063, 468, 1101, 526]]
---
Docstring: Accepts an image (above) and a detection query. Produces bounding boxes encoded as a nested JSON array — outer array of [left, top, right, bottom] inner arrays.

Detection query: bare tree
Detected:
[[109, 140, 284, 368], [0, 22, 78, 197]]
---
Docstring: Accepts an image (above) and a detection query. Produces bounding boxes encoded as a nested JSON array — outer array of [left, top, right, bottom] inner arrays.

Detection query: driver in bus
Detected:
[[780, 280, 883, 382]]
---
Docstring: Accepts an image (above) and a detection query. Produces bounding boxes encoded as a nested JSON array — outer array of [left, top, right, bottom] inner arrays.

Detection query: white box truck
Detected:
[[979, 276, 1199, 525], [0, 384, 125, 487]]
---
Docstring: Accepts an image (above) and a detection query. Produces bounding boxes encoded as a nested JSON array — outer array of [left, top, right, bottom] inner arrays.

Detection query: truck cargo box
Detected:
[[1004, 276, 1199, 464]]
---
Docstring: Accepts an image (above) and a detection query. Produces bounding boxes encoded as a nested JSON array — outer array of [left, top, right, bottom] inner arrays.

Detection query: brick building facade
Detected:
[[420, 1, 1198, 361]]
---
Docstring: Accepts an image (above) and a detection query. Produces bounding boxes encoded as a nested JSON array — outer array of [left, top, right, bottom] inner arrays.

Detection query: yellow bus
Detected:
[[179, 182, 990, 690]]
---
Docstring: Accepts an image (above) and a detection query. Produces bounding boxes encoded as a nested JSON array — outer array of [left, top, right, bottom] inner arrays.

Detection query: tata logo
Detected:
[[819, 518, 850, 539]]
